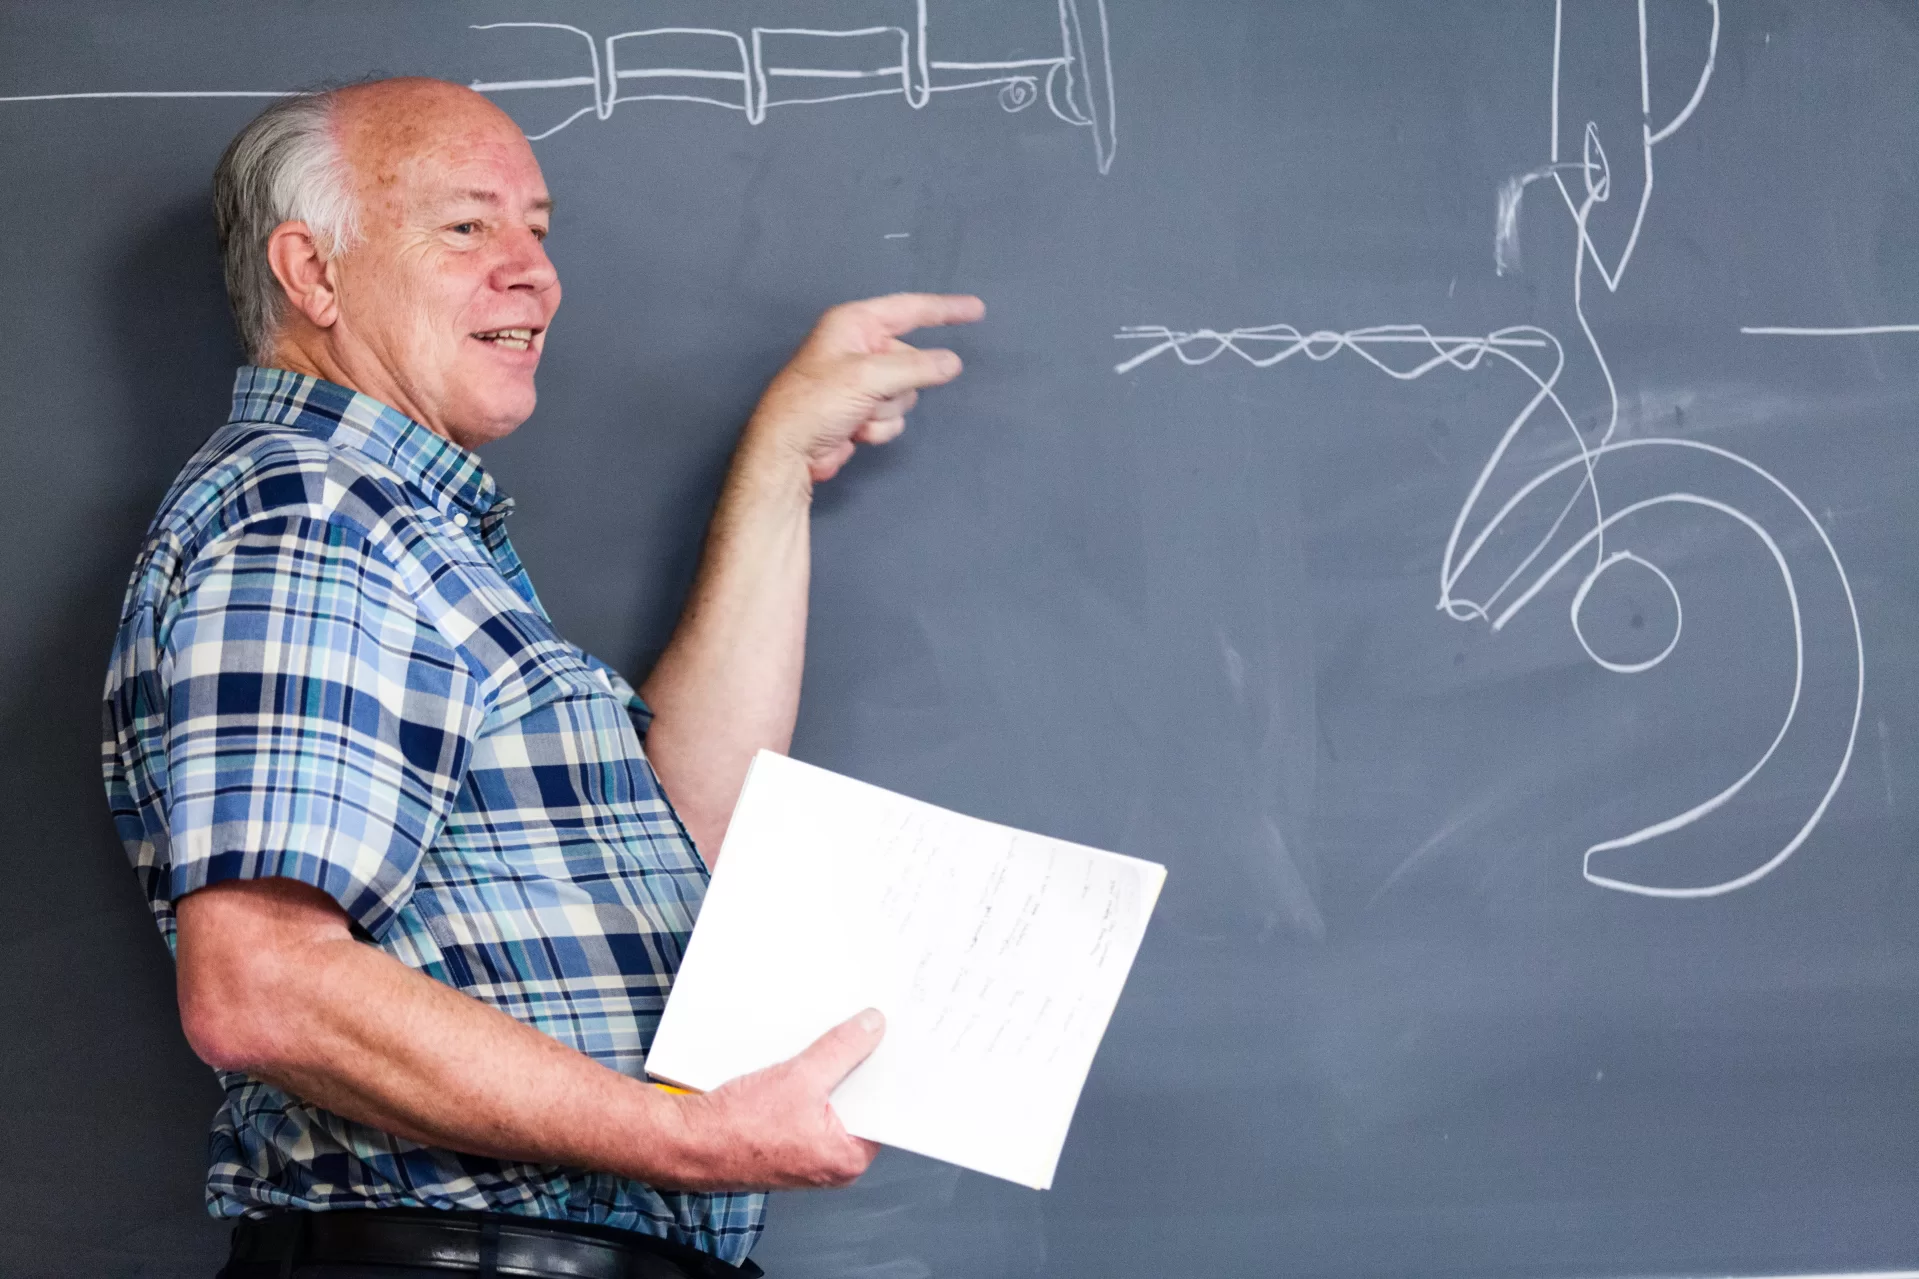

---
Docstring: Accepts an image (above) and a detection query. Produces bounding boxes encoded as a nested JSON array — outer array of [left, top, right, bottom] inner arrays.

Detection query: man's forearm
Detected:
[[178, 877, 883, 1193], [263, 943, 679, 1174], [637, 295, 981, 859], [640, 431, 814, 859], [179, 881, 703, 1187]]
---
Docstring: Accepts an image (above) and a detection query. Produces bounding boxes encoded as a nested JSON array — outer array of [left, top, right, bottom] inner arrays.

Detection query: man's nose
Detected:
[[495, 227, 559, 294]]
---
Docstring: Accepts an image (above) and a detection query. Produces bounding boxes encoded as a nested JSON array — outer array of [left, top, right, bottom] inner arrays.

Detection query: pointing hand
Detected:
[[747, 293, 986, 485]]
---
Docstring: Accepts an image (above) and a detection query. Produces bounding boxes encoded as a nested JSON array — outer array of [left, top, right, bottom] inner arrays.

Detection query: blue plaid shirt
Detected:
[[101, 367, 764, 1262]]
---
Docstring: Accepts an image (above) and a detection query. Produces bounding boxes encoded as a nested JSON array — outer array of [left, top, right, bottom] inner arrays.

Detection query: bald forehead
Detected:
[[333, 78, 543, 211]]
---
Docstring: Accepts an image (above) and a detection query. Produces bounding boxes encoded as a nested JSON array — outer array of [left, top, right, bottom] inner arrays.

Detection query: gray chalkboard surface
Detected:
[[3, 2, 1916, 1275]]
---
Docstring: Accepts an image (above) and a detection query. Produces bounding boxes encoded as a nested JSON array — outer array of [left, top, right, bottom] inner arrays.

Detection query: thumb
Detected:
[[793, 1008, 886, 1092]]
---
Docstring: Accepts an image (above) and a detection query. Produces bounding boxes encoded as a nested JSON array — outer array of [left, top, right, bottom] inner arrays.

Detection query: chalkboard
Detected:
[[4, 2, 1917, 1275]]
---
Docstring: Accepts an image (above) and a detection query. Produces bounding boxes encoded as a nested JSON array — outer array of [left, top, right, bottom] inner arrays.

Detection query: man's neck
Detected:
[[265, 329, 453, 447]]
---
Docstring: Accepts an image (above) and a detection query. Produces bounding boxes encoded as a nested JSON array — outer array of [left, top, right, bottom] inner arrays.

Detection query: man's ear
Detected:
[[265, 220, 341, 331]]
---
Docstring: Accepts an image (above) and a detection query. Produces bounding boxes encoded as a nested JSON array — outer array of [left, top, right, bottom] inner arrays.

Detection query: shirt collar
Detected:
[[228, 365, 506, 519]]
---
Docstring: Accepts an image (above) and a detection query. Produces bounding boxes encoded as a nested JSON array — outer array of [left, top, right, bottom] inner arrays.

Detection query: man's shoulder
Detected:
[[171, 414, 442, 539], [158, 422, 328, 532], [131, 420, 430, 605]]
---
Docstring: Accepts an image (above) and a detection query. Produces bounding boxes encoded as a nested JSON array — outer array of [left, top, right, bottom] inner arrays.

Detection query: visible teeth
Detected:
[[477, 327, 534, 351]]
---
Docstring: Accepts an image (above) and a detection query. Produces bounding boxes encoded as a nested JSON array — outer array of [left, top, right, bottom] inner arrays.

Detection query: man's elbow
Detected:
[[179, 985, 267, 1073], [641, 741, 726, 866], [177, 947, 301, 1073], [174, 878, 347, 1074]]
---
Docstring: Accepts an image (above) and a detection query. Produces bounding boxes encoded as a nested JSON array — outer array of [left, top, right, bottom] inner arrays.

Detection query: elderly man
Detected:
[[101, 77, 982, 1278]]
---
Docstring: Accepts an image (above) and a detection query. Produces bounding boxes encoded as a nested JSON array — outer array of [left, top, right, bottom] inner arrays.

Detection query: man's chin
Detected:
[[445, 384, 536, 451]]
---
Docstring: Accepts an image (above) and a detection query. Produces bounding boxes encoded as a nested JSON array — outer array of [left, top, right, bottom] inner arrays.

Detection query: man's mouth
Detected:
[[472, 327, 540, 352]]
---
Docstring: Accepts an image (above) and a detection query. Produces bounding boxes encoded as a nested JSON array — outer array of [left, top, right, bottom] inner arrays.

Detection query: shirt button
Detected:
[[453, 512, 470, 528]]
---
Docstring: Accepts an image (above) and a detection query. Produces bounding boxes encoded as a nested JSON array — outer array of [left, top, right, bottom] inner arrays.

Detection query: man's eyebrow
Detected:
[[444, 189, 554, 214]]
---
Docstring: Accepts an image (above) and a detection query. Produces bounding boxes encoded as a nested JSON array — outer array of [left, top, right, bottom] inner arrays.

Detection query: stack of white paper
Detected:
[[645, 751, 1166, 1190]]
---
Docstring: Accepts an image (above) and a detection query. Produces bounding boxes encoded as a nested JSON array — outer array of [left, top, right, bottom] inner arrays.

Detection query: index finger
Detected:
[[835, 292, 985, 340]]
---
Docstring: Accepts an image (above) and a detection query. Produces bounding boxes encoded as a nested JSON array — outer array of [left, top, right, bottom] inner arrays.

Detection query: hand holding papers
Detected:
[[645, 752, 1166, 1190]]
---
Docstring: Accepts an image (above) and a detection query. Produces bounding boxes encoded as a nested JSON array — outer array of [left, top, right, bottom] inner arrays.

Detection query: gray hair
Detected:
[[212, 89, 362, 362]]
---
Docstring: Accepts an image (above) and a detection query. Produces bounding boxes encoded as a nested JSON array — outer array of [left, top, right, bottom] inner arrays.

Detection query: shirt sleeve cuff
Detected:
[[169, 846, 413, 941], [625, 691, 655, 741]]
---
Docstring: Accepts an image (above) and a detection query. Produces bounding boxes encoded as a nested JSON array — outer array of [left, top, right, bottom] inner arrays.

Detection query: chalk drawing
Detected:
[[0, 1, 1117, 173], [1498, 0, 1719, 283], [1117, 1, 1865, 900], [468, 1, 1118, 172]]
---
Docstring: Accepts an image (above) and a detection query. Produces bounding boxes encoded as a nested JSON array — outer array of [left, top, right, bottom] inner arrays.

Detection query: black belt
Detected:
[[222, 1208, 765, 1279]]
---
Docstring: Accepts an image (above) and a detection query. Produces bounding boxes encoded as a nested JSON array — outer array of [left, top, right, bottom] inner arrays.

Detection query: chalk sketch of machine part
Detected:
[[468, 0, 1117, 172], [0, 2, 1116, 175], [1116, 1, 1865, 903]]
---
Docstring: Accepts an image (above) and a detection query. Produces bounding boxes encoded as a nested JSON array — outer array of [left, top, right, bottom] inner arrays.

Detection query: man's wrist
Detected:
[[626, 1086, 733, 1190], [735, 416, 819, 504], [576, 1076, 712, 1188]]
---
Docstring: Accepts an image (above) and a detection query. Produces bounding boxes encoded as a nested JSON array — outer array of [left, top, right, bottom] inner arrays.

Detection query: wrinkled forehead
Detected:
[[336, 81, 548, 222]]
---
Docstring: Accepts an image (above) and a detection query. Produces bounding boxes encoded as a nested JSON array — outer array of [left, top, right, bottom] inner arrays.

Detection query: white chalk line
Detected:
[[1742, 325, 1919, 337], [1117, 0, 1865, 899], [1689, 1272, 1919, 1279], [0, 90, 300, 102], [616, 69, 745, 83], [469, 77, 600, 93]]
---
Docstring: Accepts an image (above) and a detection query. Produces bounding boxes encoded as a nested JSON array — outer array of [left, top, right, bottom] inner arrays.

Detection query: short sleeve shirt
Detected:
[[100, 367, 764, 1262]]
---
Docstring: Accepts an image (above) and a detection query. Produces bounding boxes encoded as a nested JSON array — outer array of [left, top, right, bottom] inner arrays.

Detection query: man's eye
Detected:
[[530, 226, 548, 242], [450, 222, 478, 235]]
